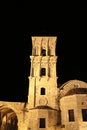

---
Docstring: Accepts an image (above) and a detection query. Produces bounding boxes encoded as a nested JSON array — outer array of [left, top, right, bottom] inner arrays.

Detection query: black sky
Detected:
[[0, 1, 87, 102]]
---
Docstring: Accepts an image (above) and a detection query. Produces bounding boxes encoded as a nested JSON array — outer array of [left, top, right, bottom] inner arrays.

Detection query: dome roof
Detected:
[[60, 79, 87, 98]]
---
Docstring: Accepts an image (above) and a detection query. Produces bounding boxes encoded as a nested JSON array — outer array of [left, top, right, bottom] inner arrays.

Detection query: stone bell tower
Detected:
[[28, 36, 59, 130]]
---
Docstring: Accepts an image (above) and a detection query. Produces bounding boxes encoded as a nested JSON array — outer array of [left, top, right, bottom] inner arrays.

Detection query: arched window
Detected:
[[40, 68, 46, 76], [41, 88, 45, 95], [41, 49, 46, 56]]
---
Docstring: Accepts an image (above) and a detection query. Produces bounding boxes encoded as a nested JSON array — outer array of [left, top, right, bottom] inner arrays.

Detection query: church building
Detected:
[[27, 36, 87, 130], [0, 36, 87, 130]]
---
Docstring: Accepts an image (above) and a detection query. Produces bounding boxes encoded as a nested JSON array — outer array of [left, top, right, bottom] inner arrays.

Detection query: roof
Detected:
[[59, 79, 87, 98], [29, 105, 57, 110]]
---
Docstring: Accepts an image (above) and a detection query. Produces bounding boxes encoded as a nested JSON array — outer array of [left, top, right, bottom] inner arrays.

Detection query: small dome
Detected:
[[60, 80, 87, 98]]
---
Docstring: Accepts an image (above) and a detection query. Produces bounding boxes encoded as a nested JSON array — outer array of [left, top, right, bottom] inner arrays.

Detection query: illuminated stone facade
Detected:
[[0, 36, 87, 130]]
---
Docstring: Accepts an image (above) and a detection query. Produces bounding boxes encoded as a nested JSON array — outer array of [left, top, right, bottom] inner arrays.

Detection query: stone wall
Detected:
[[28, 108, 58, 130], [60, 94, 87, 130]]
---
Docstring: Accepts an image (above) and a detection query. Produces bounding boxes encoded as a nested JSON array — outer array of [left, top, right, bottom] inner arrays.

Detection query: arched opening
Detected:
[[41, 49, 46, 56], [41, 88, 45, 95], [40, 68, 46, 76], [0, 106, 18, 130]]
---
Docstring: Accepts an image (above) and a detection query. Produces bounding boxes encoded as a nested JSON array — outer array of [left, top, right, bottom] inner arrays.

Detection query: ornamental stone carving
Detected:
[[39, 98, 48, 105]]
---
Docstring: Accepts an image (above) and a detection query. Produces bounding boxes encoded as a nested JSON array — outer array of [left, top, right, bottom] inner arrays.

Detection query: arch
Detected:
[[41, 49, 46, 56], [40, 68, 46, 76], [0, 106, 18, 130]]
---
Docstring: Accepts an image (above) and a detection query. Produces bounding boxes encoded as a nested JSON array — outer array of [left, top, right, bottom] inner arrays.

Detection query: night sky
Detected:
[[0, 1, 87, 102]]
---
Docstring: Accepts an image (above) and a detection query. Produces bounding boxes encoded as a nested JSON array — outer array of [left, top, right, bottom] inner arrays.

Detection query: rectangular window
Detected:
[[39, 118, 46, 128], [41, 88, 45, 95], [82, 109, 87, 121], [68, 109, 75, 122]]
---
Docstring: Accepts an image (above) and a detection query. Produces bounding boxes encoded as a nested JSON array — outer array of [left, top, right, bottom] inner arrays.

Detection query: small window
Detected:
[[40, 68, 46, 76], [68, 109, 75, 122], [39, 118, 46, 128], [82, 109, 87, 121], [41, 88, 45, 95], [42, 49, 46, 56]]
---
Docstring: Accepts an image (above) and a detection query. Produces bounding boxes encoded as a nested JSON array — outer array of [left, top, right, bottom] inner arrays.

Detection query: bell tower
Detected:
[[27, 36, 59, 130], [28, 36, 58, 109]]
